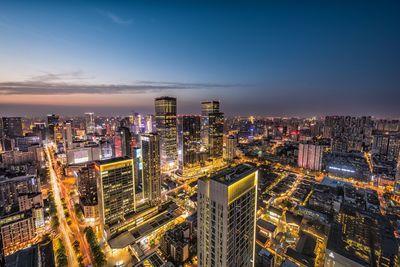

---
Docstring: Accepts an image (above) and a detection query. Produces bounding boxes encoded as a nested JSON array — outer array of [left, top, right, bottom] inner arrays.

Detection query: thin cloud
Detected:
[[28, 71, 91, 83], [98, 10, 132, 25], [0, 80, 242, 95]]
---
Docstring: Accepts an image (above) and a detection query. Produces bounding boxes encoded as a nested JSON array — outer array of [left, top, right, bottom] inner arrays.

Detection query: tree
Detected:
[[74, 203, 84, 221], [56, 239, 68, 267], [51, 215, 60, 230], [84, 227, 107, 267]]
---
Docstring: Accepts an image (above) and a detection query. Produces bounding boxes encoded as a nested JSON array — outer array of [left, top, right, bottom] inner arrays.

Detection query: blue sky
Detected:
[[0, 0, 399, 117]]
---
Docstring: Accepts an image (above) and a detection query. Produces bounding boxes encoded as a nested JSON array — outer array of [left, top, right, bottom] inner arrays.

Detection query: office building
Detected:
[[298, 142, 324, 171], [85, 112, 95, 135], [95, 157, 135, 234], [201, 101, 224, 159], [1, 117, 23, 138], [197, 164, 258, 267], [155, 96, 177, 168], [177, 115, 202, 175], [141, 133, 161, 204]]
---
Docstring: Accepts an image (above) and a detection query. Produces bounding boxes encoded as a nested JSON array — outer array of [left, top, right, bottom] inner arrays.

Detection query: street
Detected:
[[45, 145, 78, 266]]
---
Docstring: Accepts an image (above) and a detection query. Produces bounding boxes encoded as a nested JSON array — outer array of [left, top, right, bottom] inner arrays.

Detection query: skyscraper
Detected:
[[155, 96, 177, 168], [297, 142, 324, 171], [145, 114, 155, 133], [197, 164, 257, 267], [141, 133, 161, 204], [95, 157, 135, 234], [116, 126, 132, 158], [47, 114, 59, 140], [177, 115, 201, 175], [201, 101, 224, 159], [77, 164, 97, 204], [85, 112, 95, 135], [63, 120, 73, 149]]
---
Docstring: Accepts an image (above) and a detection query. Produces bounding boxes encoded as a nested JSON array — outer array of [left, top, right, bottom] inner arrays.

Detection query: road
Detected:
[[59, 181, 93, 266], [45, 145, 78, 266]]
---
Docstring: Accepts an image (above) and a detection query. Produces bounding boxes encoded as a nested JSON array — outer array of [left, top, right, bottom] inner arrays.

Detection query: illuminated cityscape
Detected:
[[1, 1, 400, 267]]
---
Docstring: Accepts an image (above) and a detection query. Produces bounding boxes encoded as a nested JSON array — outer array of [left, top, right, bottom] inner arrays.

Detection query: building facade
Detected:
[[95, 157, 135, 234], [177, 115, 202, 175], [297, 142, 324, 171], [201, 101, 224, 159], [155, 96, 177, 168], [85, 112, 95, 135], [141, 133, 161, 204], [197, 164, 258, 267]]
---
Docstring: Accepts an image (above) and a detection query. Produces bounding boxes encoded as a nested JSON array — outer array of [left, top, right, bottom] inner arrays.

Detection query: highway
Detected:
[[45, 145, 78, 266]]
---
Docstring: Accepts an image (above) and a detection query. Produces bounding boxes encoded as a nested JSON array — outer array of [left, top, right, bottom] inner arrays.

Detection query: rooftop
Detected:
[[95, 156, 131, 165], [210, 163, 256, 185]]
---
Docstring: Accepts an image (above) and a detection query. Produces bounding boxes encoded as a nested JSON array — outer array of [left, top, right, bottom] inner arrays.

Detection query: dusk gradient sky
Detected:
[[0, 0, 399, 117]]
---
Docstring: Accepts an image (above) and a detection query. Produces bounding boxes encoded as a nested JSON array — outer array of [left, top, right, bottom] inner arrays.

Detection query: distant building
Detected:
[[84, 112, 95, 135], [201, 101, 224, 159], [47, 114, 59, 140], [223, 135, 237, 162], [177, 115, 202, 175], [297, 142, 323, 171], [325, 116, 373, 153], [372, 130, 400, 161], [145, 114, 155, 133], [1, 117, 23, 138], [95, 157, 135, 235], [141, 133, 161, 204], [155, 96, 177, 168], [116, 126, 132, 158], [63, 121, 73, 149], [197, 164, 257, 267]]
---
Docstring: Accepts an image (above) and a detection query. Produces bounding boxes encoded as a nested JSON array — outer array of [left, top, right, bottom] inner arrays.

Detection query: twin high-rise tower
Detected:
[[155, 97, 224, 170]]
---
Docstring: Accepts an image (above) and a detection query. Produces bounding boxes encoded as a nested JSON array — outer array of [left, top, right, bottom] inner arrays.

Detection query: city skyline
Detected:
[[1, 1, 400, 117], [1, 2, 400, 267]]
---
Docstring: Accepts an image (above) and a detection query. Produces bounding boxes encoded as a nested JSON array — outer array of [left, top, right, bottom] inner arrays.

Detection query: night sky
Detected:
[[0, 1, 399, 117]]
